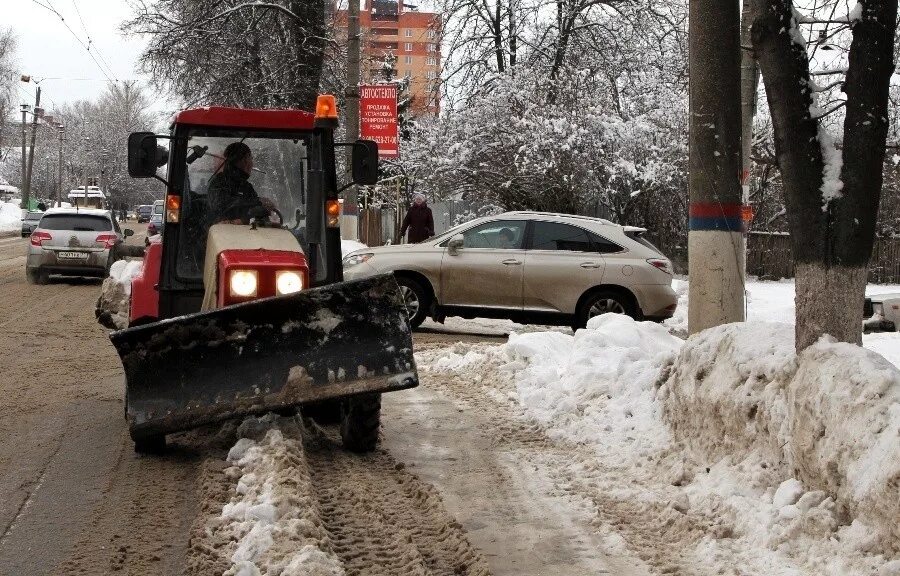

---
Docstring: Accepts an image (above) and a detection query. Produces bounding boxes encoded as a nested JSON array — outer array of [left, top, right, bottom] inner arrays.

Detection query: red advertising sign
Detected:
[[359, 84, 399, 159]]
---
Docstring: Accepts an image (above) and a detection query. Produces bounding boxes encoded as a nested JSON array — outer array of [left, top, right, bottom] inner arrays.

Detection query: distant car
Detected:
[[26, 208, 134, 284], [127, 210, 136, 221], [21, 211, 43, 237], [144, 200, 165, 246], [863, 293, 900, 332], [136, 204, 153, 223], [343, 211, 677, 328]]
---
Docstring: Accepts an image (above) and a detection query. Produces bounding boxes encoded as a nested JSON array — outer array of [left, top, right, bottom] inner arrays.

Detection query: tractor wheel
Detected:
[[340, 394, 381, 453], [133, 433, 166, 454]]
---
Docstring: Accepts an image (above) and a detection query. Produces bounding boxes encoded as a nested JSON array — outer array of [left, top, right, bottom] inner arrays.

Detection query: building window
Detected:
[[404, 55, 412, 64], [426, 56, 436, 66], [425, 70, 437, 80], [405, 29, 413, 37], [405, 42, 413, 52], [426, 43, 436, 52], [427, 29, 437, 39]]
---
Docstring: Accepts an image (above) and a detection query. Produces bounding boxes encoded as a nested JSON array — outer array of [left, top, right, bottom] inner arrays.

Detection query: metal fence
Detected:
[[747, 232, 900, 283]]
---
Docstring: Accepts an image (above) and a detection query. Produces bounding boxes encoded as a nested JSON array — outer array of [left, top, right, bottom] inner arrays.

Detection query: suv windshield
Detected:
[[176, 129, 313, 280], [40, 214, 111, 231]]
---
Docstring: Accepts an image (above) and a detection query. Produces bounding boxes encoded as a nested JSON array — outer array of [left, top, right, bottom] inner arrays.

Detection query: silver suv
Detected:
[[344, 211, 677, 328], [26, 208, 133, 284]]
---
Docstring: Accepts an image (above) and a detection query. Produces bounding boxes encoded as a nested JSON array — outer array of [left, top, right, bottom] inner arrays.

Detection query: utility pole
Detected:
[[688, 0, 745, 334], [343, 0, 361, 240], [24, 86, 42, 208], [740, 2, 759, 277], [57, 125, 65, 208], [20, 103, 29, 208]]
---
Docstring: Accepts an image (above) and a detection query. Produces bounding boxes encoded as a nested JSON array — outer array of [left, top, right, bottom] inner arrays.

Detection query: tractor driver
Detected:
[[207, 142, 276, 224]]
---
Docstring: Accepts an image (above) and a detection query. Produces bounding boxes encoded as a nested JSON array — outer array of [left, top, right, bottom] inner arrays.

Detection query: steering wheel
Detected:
[[270, 208, 284, 227]]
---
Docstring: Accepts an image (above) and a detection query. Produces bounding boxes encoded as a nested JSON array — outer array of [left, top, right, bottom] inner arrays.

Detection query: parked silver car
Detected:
[[21, 211, 43, 237], [344, 211, 677, 328], [26, 208, 133, 284]]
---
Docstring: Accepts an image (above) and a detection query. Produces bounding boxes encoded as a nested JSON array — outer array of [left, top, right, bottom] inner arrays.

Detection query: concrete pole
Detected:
[[688, 0, 746, 334], [342, 0, 362, 240], [20, 105, 28, 208], [740, 1, 759, 279], [57, 126, 64, 208], [24, 86, 41, 208]]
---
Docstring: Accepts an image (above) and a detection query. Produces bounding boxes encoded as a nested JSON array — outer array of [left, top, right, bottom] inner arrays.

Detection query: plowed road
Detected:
[[0, 228, 641, 576]]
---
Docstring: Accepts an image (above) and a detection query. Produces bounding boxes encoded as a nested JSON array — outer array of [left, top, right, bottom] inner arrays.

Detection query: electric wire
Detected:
[[27, 0, 116, 83], [69, 0, 118, 82]]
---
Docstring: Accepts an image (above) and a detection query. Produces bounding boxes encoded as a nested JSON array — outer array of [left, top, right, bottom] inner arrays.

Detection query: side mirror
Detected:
[[352, 140, 379, 185], [127, 132, 167, 178], [124, 229, 134, 237], [447, 234, 464, 255]]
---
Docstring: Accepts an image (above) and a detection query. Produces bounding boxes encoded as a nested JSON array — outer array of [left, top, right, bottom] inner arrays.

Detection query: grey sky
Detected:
[[7, 0, 164, 113]]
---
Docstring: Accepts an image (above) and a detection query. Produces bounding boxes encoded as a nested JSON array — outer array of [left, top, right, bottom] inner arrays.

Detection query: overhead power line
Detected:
[[69, 0, 118, 82], [28, 0, 118, 83]]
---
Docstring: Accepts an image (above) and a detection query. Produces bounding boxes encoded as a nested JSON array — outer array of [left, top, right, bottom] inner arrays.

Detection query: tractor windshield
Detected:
[[176, 129, 313, 280]]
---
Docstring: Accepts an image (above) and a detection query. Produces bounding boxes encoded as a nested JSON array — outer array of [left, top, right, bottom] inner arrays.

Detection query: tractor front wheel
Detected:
[[340, 394, 381, 453]]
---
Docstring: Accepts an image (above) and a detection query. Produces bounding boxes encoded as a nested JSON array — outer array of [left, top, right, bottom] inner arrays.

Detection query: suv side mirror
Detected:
[[351, 140, 379, 185], [447, 234, 464, 255], [127, 132, 167, 178]]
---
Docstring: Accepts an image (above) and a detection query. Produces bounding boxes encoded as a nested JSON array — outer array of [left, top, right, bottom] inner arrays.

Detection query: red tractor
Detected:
[[112, 96, 417, 453]]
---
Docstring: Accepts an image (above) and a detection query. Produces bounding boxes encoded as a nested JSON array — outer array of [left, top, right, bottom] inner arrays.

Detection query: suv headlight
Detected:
[[343, 252, 374, 267], [276, 270, 304, 295], [230, 270, 258, 297]]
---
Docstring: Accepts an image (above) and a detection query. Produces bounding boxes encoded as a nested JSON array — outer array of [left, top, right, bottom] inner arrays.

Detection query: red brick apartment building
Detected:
[[335, 0, 442, 116]]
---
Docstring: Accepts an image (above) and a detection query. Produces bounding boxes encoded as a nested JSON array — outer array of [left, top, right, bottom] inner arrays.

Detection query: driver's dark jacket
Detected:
[[207, 164, 263, 224]]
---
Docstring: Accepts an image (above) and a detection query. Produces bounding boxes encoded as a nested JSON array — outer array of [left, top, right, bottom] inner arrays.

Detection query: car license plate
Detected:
[[58, 251, 89, 260]]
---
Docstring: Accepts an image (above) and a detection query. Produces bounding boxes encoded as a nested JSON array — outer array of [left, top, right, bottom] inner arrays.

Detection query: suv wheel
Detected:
[[396, 276, 430, 328], [575, 290, 636, 329]]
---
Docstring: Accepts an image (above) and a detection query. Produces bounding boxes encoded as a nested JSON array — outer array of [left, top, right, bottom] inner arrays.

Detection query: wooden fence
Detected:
[[747, 232, 900, 283]]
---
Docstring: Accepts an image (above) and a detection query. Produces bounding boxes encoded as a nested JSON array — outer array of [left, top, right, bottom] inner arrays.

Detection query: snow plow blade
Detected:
[[110, 275, 418, 442]]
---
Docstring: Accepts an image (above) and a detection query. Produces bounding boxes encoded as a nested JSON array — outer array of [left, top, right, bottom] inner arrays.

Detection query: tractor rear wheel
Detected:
[[340, 394, 381, 452]]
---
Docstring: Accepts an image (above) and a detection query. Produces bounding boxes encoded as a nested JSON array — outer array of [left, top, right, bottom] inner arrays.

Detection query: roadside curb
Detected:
[[0, 230, 18, 239]]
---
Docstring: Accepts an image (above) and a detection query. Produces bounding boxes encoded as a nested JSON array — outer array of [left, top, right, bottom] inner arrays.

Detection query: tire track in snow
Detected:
[[304, 425, 490, 576]]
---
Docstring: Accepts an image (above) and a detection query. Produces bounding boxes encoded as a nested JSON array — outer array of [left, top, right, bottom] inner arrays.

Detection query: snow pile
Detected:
[[0, 201, 22, 233], [662, 322, 900, 553], [505, 314, 681, 457], [340, 239, 367, 258], [95, 260, 144, 330], [216, 416, 344, 576]]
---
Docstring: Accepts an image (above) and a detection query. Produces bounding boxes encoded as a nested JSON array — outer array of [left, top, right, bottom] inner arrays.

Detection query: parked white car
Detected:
[[344, 211, 677, 329], [864, 293, 900, 332]]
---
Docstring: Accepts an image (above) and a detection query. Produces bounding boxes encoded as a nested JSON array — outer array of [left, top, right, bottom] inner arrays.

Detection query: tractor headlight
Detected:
[[343, 252, 374, 267], [276, 270, 304, 295], [229, 270, 258, 297]]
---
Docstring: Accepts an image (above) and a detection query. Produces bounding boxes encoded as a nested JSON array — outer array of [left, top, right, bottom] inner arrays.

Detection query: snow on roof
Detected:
[[68, 187, 105, 198]]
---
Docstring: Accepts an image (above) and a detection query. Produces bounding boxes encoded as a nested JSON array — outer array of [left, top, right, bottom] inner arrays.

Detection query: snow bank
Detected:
[[0, 201, 22, 233], [95, 260, 144, 329], [216, 415, 344, 576], [662, 322, 900, 553], [506, 314, 681, 458]]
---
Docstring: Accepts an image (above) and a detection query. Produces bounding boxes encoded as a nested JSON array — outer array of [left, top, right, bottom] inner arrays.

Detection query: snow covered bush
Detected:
[[95, 259, 143, 330]]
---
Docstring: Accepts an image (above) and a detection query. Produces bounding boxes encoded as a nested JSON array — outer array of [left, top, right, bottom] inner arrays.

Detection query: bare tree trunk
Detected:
[[751, 0, 897, 351]]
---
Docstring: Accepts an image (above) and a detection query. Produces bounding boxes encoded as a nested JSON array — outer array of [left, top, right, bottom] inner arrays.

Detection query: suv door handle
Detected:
[[502, 259, 522, 266], [580, 262, 601, 269]]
